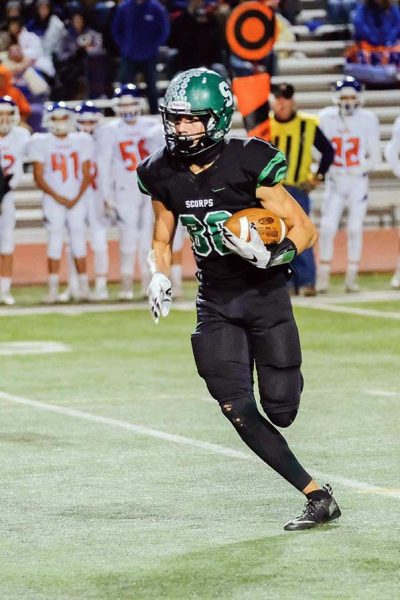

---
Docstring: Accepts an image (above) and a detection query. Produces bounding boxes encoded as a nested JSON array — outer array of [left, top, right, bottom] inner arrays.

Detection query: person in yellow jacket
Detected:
[[270, 83, 335, 295]]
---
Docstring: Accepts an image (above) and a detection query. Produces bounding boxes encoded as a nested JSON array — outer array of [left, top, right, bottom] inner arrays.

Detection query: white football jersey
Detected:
[[97, 117, 164, 200], [0, 126, 30, 189], [384, 116, 400, 178], [318, 106, 380, 176], [28, 132, 94, 200]]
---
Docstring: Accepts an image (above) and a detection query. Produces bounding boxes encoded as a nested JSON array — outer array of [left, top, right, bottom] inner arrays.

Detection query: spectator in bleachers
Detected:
[[353, 0, 400, 46], [327, 0, 356, 25], [167, 0, 226, 77], [2, 43, 50, 99], [89, 0, 119, 95], [0, 1, 23, 27], [112, 0, 170, 114], [345, 0, 400, 84], [0, 64, 31, 122], [26, 0, 66, 59], [2, 17, 55, 79], [53, 8, 106, 99]]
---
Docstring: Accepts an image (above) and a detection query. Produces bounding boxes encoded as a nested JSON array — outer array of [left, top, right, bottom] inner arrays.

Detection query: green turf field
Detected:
[[0, 277, 399, 599]]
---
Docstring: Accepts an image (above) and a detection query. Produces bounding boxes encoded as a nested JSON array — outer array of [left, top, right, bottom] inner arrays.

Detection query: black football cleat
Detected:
[[284, 484, 341, 531]]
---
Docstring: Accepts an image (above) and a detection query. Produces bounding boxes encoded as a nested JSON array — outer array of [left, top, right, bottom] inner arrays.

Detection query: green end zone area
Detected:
[[0, 277, 399, 599]]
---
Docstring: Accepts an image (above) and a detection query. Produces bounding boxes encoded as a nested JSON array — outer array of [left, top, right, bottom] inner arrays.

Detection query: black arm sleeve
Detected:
[[314, 126, 335, 176]]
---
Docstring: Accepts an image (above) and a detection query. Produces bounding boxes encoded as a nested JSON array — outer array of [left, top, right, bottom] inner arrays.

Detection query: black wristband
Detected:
[[269, 237, 297, 267]]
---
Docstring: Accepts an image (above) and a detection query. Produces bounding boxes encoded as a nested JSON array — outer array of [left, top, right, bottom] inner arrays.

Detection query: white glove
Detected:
[[147, 272, 172, 324], [222, 222, 271, 269]]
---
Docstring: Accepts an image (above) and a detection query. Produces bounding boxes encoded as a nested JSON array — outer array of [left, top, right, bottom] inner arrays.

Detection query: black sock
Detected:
[[306, 489, 331, 501]]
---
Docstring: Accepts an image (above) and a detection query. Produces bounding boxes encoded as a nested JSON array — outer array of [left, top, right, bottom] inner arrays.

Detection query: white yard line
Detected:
[[293, 290, 400, 305], [1, 390, 399, 500], [0, 341, 70, 355], [0, 297, 398, 319], [366, 389, 400, 397], [293, 302, 400, 320], [0, 301, 194, 318]]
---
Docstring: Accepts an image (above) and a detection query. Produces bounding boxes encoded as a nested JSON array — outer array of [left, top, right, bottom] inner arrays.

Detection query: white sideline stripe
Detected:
[[0, 299, 398, 320], [366, 389, 400, 397], [295, 302, 400, 320], [0, 391, 247, 460], [0, 341, 70, 355], [293, 290, 400, 305], [0, 301, 195, 318], [1, 390, 399, 500]]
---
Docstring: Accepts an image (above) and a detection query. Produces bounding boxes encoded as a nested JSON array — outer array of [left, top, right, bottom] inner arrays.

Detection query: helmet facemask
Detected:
[[336, 92, 360, 116], [112, 96, 142, 123], [76, 113, 103, 134], [160, 105, 224, 158], [44, 106, 75, 135], [333, 79, 363, 117]]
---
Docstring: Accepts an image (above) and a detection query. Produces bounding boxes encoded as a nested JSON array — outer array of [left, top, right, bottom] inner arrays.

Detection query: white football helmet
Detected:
[[42, 102, 75, 135], [333, 76, 364, 116], [75, 101, 103, 134], [0, 96, 20, 135], [112, 83, 143, 123]]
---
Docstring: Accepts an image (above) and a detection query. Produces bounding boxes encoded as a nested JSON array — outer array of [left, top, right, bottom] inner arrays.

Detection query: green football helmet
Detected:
[[159, 68, 234, 158]]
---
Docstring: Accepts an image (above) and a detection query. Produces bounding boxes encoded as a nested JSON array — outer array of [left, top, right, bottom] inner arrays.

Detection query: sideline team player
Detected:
[[29, 102, 93, 303], [97, 84, 164, 300], [384, 116, 400, 290], [60, 102, 110, 302], [138, 68, 341, 530], [317, 76, 380, 293], [0, 96, 30, 305]]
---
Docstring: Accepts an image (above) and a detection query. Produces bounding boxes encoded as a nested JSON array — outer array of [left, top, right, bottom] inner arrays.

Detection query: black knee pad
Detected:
[[268, 409, 298, 428], [258, 366, 302, 417]]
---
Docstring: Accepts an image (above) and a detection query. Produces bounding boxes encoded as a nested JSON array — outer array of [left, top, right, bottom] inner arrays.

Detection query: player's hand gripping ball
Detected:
[[224, 208, 286, 245]]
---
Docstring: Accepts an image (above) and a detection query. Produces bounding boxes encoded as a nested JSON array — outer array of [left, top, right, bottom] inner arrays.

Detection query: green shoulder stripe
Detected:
[[256, 151, 287, 187], [137, 173, 152, 195]]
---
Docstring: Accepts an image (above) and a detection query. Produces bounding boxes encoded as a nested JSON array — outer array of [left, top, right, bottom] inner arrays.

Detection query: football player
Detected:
[[75, 101, 109, 300], [0, 96, 30, 305], [138, 68, 341, 531], [97, 84, 164, 300], [384, 117, 400, 290], [317, 76, 380, 293], [29, 102, 93, 303]]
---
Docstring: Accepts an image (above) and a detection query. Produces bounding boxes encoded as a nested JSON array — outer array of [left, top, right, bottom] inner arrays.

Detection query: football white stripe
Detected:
[[0, 390, 399, 500], [239, 216, 249, 241], [279, 218, 287, 243]]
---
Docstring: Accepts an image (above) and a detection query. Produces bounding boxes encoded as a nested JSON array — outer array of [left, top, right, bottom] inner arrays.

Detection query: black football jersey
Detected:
[[137, 137, 287, 284]]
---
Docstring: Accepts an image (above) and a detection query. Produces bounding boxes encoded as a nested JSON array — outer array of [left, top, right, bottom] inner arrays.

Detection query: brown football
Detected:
[[224, 208, 286, 245]]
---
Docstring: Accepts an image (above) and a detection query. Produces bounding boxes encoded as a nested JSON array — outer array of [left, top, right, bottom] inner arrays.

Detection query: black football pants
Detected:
[[191, 273, 312, 492]]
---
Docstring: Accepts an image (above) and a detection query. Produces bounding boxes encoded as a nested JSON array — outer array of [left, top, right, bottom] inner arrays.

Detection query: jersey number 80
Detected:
[[180, 210, 232, 257]]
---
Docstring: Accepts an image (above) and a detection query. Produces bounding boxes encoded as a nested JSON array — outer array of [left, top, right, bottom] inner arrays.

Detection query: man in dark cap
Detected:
[[270, 82, 335, 296]]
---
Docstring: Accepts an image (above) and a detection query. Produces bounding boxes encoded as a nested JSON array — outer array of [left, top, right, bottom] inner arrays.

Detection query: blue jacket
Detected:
[[353, 3, 400, 46], [112, 0, 170, 61]]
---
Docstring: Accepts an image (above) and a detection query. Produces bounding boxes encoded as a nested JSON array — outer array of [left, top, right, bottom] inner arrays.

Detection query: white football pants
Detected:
[[115, 185, 153, 283], [43, 194, 88, 260], [0, 192, 15, 254], [86, 191, 108, 275], [319, 174, 369, 264]]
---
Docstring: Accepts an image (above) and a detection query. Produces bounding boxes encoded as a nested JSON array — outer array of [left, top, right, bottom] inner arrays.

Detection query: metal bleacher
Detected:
[[13, 0, 400, 239]]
